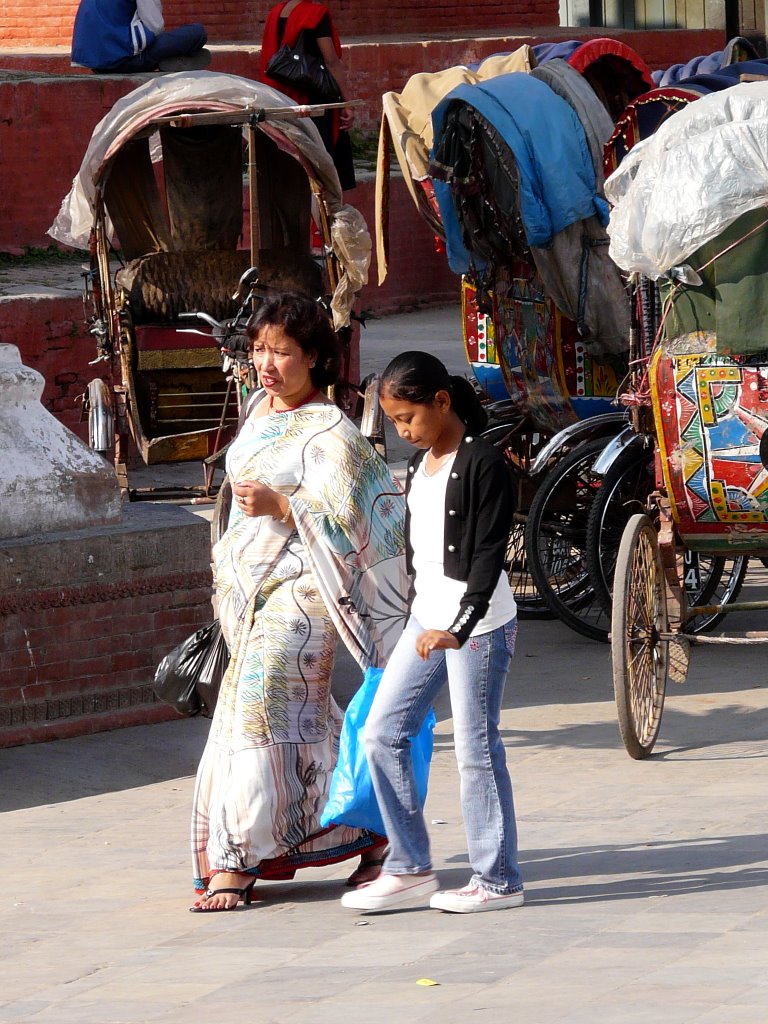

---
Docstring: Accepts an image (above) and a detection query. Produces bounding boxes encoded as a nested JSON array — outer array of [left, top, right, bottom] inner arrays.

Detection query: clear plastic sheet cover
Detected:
[[605, 82, 768, 279], [330, 205, 371, 330]]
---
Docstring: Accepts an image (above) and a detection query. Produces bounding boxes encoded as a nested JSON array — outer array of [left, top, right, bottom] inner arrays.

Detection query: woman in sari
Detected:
[[190, 293, 407, 911]]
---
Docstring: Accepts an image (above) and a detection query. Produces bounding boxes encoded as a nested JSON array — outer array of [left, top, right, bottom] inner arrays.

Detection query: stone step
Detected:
[[0, 26, 722, 89]]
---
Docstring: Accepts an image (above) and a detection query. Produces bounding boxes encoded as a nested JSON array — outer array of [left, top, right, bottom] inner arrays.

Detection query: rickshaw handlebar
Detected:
[[179, 310, 251, 366], [179, 311, 223, 331]]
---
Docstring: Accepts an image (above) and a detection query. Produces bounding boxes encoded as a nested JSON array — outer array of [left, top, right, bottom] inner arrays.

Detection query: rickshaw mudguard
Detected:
[[591, 425, 647, 476], [528, 411, 627, 477]]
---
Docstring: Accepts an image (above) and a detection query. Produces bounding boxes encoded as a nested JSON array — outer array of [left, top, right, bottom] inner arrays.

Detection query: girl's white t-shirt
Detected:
[[408, 454, 517, 635]]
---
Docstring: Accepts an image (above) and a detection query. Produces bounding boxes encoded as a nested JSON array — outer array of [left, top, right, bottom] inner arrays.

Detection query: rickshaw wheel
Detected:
[[525, 436, 610, 641], [611, 513, 668, 759], [682, 554, 748, 633], [359, 374, 387, 462], [586, 443, 654, 614], [505, 519, 555, 619], [586, 445, 748, 635], [492, 425, 553, 618]]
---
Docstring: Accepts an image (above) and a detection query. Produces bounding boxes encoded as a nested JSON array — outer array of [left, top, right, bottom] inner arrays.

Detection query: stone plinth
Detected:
[[0, 503, 213, 747], [0, 344, 121, 539]]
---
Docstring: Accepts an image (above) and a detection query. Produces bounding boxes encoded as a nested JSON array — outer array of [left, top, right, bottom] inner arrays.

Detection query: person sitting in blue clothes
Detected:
[[72, 0, 210, 74]]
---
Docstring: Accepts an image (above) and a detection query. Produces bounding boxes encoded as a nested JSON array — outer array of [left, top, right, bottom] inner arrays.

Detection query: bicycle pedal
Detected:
[[667, 635, 690, 684]]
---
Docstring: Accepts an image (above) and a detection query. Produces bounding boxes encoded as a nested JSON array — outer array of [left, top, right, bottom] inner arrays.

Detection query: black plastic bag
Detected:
[[153, 621, 229, 718], [265, 31, 340, 103]]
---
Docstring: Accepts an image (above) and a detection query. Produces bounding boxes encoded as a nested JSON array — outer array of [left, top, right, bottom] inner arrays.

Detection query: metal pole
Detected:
[[248, 122, 260, 268], [725, 0, 740, 40]]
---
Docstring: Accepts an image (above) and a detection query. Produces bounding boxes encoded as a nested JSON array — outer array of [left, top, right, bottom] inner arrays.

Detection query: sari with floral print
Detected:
[[191, 400, 407, 888]]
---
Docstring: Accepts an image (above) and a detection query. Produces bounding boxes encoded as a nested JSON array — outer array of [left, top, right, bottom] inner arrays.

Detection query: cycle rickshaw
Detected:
[[375, 42, 659, 629], [603, 80, 768, 757], [49, 72, 370, 498]]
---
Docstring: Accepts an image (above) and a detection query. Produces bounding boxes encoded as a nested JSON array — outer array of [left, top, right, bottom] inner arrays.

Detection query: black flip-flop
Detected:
[[189, 876, 257, 912], [345, 850, 389, 888]]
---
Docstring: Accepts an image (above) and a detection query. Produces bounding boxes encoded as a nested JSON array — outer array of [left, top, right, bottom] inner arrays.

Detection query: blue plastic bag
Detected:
[[320, 667, 436, 835]]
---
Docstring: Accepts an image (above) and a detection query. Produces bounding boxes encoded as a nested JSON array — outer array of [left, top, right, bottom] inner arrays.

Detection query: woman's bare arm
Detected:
[[317, 35, 354, 130]]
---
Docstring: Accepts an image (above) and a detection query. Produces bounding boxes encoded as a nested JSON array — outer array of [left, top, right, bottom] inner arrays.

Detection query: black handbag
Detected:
[[153, 621, 229, 718], [265, 31, 340, 103]]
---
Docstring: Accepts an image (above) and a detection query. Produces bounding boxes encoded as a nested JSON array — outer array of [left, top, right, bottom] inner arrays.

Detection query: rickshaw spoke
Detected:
[[525, 437, 612, 642]]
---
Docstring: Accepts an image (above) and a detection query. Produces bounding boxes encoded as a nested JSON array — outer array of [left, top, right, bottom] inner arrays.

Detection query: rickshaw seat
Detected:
[[116, 249, 323, 326], [117, 250, 250, 325]]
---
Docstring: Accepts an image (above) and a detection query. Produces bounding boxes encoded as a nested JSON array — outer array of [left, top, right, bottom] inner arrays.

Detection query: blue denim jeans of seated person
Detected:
[[97, 24, 207, 72], [365, 615, 523, 895]]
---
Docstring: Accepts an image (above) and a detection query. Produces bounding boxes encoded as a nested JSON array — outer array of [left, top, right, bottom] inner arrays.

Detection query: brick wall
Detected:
[[357, 176, 459, 315], [0, 75, 138, 253], [0, 580, 210, 746], [0, 296, 99, 443], [0, 504, 213, 747], [1, 0, 559, 49], [0, 28, 725, 252]]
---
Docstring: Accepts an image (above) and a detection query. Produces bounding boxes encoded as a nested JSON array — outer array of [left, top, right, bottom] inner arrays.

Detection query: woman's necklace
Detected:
[[268, 389, 320, 414], [424, 446, 458, 477]]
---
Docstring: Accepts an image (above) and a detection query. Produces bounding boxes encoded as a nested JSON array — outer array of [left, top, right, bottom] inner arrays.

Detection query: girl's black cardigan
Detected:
[[404, 433, 514, 646]]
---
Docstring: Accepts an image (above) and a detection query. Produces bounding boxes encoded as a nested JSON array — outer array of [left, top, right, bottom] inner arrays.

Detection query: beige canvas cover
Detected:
[[375, 47, 535, 284]]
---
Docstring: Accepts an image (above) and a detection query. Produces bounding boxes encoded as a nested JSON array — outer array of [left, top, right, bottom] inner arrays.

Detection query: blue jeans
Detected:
[[365, 616, 523, 895], [96, 24, 207, 73]]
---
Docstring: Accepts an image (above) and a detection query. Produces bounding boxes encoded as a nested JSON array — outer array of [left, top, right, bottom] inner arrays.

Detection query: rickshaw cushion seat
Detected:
[[117, 250, 250, 325], [116, 249, 323, 326]]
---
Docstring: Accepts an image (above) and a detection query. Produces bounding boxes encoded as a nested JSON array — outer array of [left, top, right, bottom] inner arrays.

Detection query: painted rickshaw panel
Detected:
[[646, 209, 768, 551], [651, 345, 768, 552], [462, 271, 621, 433]]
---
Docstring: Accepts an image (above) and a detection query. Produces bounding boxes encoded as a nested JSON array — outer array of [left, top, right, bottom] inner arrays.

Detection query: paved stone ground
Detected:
[[2, 606, 767, 1024], [2, 307, 767, 1022], [0, 258, 87, 297]]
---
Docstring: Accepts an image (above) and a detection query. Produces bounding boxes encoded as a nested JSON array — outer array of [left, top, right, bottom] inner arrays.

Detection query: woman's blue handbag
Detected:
[[320, 667, 436, 835]]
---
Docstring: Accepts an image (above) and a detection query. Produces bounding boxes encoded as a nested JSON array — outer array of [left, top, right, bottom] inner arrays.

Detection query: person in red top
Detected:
[[260, 0, 356, 191]]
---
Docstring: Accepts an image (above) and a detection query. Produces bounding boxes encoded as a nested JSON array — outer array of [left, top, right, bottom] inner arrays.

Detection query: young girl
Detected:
[[341, 351, 523, 914]]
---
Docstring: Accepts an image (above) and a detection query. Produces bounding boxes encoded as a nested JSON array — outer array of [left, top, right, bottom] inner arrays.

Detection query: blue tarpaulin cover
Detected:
[[652, 37, 760, 87], [532, 40, 582, 64], [430, 73, 608, 274]]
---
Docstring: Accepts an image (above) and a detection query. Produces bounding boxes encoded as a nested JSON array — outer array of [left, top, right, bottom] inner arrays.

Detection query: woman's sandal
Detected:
[[345, 849, 389, 888], [189, 874, 257, 913]]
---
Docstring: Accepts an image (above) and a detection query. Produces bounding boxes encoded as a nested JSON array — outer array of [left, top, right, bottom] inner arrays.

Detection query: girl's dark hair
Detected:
[[380, 350, 488, 434], [246, 292, 341, 388]]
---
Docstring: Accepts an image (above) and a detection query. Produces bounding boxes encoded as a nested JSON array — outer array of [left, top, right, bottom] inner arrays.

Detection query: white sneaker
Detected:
[[430, 883, 525, 914], [341, 872, 439, 912]]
